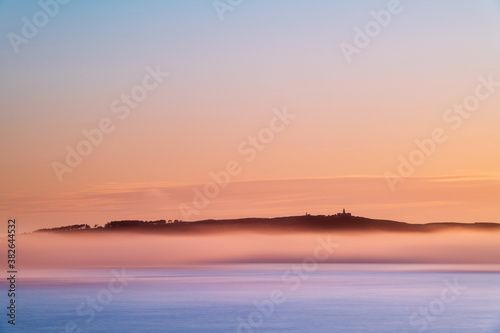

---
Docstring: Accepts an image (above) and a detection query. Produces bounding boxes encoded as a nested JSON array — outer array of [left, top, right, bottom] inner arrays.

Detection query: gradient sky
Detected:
[[1, 0, 500, 232]]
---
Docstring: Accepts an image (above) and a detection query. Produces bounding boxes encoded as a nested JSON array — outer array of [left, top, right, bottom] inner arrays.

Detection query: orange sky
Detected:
[[3, 175, 500, 233], [1, 1, 500, 233]]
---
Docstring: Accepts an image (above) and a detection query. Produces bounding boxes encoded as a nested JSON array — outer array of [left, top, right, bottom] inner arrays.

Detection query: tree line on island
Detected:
[[34, 219, 184, 233], [30, 214, 500, 235]]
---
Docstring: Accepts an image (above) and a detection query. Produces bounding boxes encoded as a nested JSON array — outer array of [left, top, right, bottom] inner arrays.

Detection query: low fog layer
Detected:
[[14, 229, 500, 268]]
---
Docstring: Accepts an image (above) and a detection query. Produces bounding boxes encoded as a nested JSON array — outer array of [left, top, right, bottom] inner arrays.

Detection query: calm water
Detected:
[[1, 265, 499, 332]]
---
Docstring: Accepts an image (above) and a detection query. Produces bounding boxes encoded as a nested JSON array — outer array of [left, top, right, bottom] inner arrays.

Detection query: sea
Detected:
[[1, 264, 499, 332]]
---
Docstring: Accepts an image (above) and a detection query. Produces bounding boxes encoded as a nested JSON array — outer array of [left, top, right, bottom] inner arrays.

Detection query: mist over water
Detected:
[[20, 229, 500, 269], [6, 230, 500, 332]]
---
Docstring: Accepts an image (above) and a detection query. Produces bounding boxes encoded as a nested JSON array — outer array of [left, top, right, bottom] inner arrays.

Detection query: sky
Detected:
[[1, 0, 500, 232]]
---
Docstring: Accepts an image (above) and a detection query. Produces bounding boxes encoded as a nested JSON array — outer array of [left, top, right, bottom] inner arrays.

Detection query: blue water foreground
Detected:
[[1, 264, 499, 332]]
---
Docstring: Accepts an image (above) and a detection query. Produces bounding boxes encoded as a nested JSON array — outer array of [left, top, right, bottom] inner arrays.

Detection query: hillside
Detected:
[[32, 215, 500, 235]]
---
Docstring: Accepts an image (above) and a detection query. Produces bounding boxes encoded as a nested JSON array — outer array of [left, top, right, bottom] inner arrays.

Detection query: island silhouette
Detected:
[[33, 209, 500, 235]]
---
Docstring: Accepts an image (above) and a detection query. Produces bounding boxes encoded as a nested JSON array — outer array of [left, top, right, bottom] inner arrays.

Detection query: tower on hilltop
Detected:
[[334, 208, 351, 218]]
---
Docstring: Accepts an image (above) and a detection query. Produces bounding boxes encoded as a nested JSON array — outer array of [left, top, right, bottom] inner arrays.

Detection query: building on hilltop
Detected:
[[334, 208, 351, 218]]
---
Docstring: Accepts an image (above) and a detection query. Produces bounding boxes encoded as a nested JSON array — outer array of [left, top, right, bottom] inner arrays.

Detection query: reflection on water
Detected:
[[1, 264, 499, 332]]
